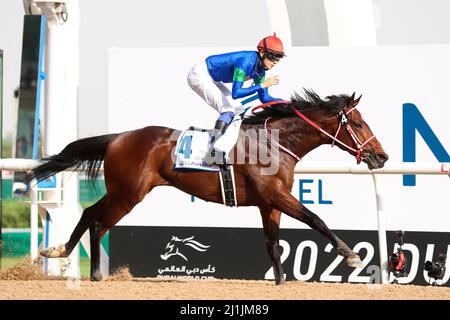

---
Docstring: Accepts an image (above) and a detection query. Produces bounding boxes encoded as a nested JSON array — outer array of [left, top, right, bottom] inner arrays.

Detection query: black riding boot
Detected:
[[205, 120, 229, 164]]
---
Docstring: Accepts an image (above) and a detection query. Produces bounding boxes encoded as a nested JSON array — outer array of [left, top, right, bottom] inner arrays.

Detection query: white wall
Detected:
[[373, 0, 450, 45], [0, 1, 24, 139], [108, 46, 450, 232]]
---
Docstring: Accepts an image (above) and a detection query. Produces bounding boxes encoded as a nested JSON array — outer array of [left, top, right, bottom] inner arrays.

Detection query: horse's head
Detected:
[[243, 89, 388, 170], [325, 93, 389, 169]]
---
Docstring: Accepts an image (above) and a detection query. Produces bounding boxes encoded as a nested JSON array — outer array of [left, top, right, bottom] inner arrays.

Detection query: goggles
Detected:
[[265, 51, 284, 63]]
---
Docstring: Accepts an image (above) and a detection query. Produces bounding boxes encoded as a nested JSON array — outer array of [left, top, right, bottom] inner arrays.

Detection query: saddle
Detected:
[[173, 106, 258, 207], [174, 124, 239, 207]]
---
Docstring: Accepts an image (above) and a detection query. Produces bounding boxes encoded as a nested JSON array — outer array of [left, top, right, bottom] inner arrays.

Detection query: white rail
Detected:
[[2, 159, 448, 174], [0, 158, 40, 171], [0, 158, 104, 172], [294, 162, 450, 175], [1, 158, 449, 284]]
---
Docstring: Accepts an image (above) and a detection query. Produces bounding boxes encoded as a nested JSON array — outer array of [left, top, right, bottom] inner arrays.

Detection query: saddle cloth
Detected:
[[174, 114, 247, 171], [174, 128, 221, 171], [174, 103, 257, 172]]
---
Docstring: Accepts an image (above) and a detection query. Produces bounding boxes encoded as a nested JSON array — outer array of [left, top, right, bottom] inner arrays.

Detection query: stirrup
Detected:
[[209, 147, 216, 158], [204, 148, 228, 165]]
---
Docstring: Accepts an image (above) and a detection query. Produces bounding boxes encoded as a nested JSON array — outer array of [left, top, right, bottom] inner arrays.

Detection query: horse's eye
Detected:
[[354, 121, 362, 129]]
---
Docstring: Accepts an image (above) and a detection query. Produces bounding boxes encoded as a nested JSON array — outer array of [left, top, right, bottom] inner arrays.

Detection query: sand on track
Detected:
[[1, 260, 449, 300], [0, 278, 449, 300]]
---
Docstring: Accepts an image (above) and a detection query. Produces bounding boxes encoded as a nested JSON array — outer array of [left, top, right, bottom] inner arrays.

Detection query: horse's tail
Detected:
[[25, 134, 119, 184]]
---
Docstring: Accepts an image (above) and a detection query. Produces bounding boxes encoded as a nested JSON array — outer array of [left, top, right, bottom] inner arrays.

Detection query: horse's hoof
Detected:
[[274, 273, 286, 285], [90, 271, 103, 282], [346, 255, 364, 268], [40, 244, 66, 258], [40, 247, 57, 258]]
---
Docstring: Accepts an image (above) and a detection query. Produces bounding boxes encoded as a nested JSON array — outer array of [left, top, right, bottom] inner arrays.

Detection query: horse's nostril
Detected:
[[376, 153, 389, 164]]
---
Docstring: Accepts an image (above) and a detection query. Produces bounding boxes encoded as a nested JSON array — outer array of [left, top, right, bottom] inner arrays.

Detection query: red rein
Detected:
[[251, 100, 375, 163]]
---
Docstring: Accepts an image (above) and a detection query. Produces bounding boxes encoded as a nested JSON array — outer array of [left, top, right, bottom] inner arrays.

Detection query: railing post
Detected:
[[30, 179, 39, 261], [371, 174, 389, 284]]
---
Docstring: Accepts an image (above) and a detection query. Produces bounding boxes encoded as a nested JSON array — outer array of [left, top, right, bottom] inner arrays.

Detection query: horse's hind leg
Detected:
[[40, 195, 107, 258], [89, 198, 138, 281], [89, 219, 108, 281], [259, 206, 285, 285]]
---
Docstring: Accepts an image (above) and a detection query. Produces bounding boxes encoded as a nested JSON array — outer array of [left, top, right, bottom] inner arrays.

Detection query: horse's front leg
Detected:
[[259, 206, 285, 285], [266, 181, 363, 268]]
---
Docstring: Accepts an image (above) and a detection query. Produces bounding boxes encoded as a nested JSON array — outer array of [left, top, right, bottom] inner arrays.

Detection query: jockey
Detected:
[[187, 32, 286, 160]]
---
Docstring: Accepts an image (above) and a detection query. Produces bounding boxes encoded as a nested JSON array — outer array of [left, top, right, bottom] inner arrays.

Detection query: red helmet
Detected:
[[257, 32, 286, 57]]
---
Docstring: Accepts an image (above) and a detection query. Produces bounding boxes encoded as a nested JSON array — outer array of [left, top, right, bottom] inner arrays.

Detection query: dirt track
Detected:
[[0, 261, 449, 300], [1, 278, 450, 300]]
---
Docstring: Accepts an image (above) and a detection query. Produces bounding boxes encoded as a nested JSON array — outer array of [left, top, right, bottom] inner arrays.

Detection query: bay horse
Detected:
[[26, 89, 388, 285]]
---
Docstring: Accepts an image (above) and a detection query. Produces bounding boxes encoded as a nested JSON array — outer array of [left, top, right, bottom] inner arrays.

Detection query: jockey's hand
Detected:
[[261, 76, 280, 88]]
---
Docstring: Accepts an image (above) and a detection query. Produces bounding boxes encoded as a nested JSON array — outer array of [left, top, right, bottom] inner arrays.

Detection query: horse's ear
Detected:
[[350, 92, 356, 102], [352, 94, 362, 107]]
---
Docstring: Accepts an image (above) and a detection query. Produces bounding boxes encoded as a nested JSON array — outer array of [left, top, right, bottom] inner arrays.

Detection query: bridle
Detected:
[[253, 100, 376, 163]]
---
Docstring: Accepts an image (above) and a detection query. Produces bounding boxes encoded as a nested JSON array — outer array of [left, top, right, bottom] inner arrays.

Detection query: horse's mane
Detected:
[[242, 89, 351, 125]]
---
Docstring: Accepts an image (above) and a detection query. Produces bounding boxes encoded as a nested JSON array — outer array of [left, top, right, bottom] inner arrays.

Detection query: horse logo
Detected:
[[160, 236, 211, 261]]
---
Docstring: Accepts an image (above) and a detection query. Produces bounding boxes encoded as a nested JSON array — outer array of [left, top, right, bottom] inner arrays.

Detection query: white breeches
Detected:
[[187, 62, 240, 114]]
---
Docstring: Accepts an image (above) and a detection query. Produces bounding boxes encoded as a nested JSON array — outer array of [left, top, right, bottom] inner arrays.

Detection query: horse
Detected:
[[26, 89, 388, 285]]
